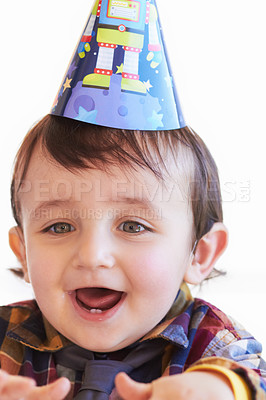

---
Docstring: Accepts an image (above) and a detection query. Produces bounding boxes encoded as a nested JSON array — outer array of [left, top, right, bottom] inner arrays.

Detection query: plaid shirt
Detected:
[[0, 283, 265, 399]]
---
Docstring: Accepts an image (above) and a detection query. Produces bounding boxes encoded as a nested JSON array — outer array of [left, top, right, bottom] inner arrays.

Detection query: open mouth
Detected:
[[75, 287, 124, 314]]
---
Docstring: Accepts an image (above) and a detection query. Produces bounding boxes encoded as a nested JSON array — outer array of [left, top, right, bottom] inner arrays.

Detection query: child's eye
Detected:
[[47, 222, 74, 234], [118, 221, 147, 233]]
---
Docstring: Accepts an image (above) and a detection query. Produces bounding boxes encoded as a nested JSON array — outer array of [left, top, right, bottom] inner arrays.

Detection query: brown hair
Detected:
[[11, 114, 223, 277]]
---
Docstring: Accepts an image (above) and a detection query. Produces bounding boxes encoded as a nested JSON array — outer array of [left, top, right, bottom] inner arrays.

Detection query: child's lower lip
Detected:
[[68, 290, 126, 322]]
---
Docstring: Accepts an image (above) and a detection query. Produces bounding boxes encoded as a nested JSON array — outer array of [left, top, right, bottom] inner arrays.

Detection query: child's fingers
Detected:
[[0, 370, 36, 399], [115, 372, 152, 400], [0, 371, 70, 400], [27, 377, 71, 400], [0, 370, 9, 384]]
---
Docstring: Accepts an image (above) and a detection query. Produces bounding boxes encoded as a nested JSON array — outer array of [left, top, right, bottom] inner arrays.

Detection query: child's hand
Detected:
[[0, 370, 70, 400], [115, 370, 235, 400]]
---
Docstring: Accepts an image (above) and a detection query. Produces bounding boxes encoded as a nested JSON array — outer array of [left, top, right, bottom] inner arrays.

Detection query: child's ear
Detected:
[[184, 222, 228, 285], [9, 227, 30, 283]]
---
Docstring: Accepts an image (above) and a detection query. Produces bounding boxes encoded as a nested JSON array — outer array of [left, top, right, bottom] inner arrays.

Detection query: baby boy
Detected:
[[0, 115, 265, 399]]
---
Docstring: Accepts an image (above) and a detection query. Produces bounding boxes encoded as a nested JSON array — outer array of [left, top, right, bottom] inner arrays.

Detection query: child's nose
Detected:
[[74, 228, 116, 271]]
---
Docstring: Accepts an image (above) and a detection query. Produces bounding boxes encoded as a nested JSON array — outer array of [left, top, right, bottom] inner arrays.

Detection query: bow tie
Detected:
[[54, 339, 166, 399]]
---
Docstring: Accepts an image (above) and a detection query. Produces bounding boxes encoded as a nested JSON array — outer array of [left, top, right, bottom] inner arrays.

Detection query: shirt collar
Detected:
[[7, 305, 71, 352], [141, 282, 193, 348], [7, 283, 193, 352]]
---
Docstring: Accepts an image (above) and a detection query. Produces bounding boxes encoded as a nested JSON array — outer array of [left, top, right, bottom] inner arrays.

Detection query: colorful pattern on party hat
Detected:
[[51, 0, 185, 130]]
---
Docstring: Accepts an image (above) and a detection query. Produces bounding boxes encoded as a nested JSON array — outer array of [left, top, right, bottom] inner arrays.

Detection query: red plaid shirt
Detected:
[[0, 284, 265, 399]]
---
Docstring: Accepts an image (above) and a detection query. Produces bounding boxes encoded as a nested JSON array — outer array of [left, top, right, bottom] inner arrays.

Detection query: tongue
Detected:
[[76, 288, 122, 310]]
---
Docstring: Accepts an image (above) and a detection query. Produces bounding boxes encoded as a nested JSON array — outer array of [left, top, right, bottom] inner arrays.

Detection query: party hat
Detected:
[[51, 0, 185, 130]]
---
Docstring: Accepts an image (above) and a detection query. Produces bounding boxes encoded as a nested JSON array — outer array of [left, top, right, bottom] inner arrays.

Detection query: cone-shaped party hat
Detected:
[[51, 0, 185, 130]]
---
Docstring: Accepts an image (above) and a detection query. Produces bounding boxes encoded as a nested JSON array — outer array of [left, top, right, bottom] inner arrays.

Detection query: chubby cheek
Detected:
[[26, 254, 67, 325], [128, 249, 182, 301], [125, 253, 183, 333], [25, 246, 60, 294]]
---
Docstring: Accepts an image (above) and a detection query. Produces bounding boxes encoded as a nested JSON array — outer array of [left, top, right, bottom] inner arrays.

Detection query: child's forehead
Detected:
[[22, 144, 191, 206]]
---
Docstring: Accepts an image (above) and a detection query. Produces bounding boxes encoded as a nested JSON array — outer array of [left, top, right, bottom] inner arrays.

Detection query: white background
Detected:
[[1, 0, 265, 356]]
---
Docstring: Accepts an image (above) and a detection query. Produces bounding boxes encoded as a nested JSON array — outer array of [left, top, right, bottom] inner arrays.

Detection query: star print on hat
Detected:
[[51, 0, 185, 130]]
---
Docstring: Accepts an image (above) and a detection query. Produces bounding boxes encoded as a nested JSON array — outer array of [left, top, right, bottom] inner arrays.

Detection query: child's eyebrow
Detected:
[[32, 197, 157, 213], [114, 196, 157, 210], [31, 200, 76, 215]]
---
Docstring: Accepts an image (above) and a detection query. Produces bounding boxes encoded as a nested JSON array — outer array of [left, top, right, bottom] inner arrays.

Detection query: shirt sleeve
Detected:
[[185, 356, 266, 400], [185, 300, 266, 399], [186, 363, 252, 400]]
